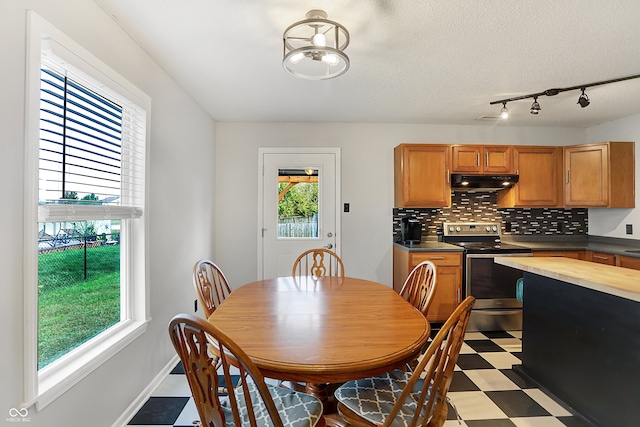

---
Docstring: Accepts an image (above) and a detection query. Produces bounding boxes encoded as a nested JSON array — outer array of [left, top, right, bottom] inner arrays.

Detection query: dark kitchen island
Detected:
[[495, 257, 640, 427]]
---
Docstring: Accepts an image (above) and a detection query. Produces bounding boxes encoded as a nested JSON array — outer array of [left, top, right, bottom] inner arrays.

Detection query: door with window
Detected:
[[259, 148, 340, 279]]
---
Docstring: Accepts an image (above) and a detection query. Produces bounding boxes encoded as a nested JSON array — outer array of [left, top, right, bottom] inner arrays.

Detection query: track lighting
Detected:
[[530, 97, 541, 115], [499, 102, 509, 119], [490, 72, 640, 118], [577, 88, 590, 108]]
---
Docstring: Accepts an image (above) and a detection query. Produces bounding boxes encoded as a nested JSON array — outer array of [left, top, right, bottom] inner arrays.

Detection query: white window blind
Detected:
[[37, 57, 145, 223]]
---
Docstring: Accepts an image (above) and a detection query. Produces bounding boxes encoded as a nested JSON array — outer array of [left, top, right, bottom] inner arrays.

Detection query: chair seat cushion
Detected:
[[222, 381, 324, 427], [334, 369, 429, 427]]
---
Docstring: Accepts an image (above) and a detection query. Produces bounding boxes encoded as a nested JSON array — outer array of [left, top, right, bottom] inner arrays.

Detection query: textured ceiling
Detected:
[[94, 0, 640, 128]]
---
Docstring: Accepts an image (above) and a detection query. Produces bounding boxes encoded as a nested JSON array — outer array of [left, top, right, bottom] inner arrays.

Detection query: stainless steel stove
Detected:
[[443, 222, 532, 331]]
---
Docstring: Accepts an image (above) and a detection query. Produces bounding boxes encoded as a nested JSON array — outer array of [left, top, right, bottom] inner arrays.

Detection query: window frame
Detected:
[[24, 11, 151, 410]]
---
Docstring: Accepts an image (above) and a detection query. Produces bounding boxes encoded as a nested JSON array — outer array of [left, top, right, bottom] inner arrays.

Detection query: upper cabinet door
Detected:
[[564, 141, 635, 208], [497, 146, 563, 208], [451, 145, 513, 174], [483, 146, 513, 174], [394, 144, 451, 207]]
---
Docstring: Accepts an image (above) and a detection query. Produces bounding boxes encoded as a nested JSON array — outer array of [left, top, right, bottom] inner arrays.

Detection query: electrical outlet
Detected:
[[344, 203, 350, 212], [194, 299, 198, 312], [626, 224, 633, 235]]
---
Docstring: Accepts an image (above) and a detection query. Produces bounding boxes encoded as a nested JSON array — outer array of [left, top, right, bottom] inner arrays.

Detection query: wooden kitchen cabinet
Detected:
[[564, 141, 635, 208], [393, 246, 462, 322], [497, 146, 563, 208], [587, 251, 617, 265], [451, 145, 513, 174], [394, 144, 451, 207], [617, 255, 640, 270]]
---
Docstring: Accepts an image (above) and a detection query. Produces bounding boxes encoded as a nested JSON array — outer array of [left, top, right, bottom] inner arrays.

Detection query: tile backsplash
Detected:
[[393, 191, 588, 242]]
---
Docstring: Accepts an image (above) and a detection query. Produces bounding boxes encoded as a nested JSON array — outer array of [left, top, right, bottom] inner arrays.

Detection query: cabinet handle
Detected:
[[486, 152, 489, 166], [428, 256, 445, 260], [447, 169, 450, 183], [457, 288, 461, 303], [477, 153, 480, 166], [516, 169, 519, 175], [566, 170, 570, 184], [593, 255, 610, 260]]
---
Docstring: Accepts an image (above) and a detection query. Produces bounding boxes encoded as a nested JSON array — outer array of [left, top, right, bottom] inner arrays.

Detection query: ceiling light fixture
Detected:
[[577, 88, 590, 108], [499, 102, 509, 119], [490, 73, 640, 118], [283, 9, 350, 80], [530, 97, 541, 115]]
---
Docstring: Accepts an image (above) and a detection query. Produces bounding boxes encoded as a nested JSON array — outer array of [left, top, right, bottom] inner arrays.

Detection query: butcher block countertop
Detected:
[[495, 256, 640, 303]]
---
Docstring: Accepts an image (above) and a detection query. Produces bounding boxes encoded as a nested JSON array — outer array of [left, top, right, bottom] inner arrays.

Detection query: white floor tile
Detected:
[[443, 420, 468, 427], [446, 391, 508, 420], [492, 337, 522, 353], [524, 389, 572, 417], [459, 342, 476, 354], [151, 374, 192, 397], [508, 330, 522, 339], [511, 416, 568, 426], [464, 332, 489, 340], [173, 398, 200, 426], [479, 351, 522, 369], [464, 369, 520, 391]]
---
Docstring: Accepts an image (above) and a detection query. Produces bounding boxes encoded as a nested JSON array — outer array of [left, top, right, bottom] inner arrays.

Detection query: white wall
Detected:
[[1, 1, 216, 425], [587, 113, 640, 237], [214, 122, 586, 288]]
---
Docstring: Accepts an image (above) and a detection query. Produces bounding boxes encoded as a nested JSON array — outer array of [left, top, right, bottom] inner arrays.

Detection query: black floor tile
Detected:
[[481, 331, 517, 339], [128, 396, 189, 425], [499, 368, 538, 389], [465, 419, 516, 427], [558, 415, 592, 427], [170, 362, 184, 374], [456, 353, 495, 370], [511, 351, 522, 360], [449, 371, 481, 392], [465, 339, 506, 353], [485, 390, 551, 418]]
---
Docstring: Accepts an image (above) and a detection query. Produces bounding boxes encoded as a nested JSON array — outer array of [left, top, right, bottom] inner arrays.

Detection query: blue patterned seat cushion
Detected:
[[334, 369, 431, 427], [221, 381, 323, 427]]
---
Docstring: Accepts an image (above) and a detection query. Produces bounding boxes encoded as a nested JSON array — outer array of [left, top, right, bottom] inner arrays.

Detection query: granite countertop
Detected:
[[495, 256, 640, 302], [393, 241, 464, 252], [396, 235, 640, 257]]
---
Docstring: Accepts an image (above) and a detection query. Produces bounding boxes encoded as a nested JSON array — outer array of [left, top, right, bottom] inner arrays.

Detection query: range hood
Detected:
[[451, 174, 519, 191]]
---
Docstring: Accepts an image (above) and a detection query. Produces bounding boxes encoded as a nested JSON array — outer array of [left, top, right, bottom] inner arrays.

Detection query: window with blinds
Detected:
[[37, 61, 145, 222]]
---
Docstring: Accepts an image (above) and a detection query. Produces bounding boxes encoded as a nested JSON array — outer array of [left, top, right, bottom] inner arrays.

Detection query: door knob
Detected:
[[324, 243, 333, 249]]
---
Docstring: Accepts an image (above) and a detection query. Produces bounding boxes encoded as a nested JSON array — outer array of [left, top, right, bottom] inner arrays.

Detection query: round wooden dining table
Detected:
[[207, 275, 430, 416]]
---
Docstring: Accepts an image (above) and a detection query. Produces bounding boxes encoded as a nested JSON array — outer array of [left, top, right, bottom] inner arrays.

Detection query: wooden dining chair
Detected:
[[193, 259, 232, 318], [399, 260, 437, 316], [334, 296, 475, 427], [292, 248, 345, 278], [169, 314, 325, 427]]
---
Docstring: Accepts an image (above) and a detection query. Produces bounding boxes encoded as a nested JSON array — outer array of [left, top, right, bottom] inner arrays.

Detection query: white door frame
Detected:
[[257, 147, 341, 279]]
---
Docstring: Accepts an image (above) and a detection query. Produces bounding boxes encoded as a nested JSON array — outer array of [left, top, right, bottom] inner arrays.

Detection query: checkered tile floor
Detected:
[[128, 330, 589, 426]]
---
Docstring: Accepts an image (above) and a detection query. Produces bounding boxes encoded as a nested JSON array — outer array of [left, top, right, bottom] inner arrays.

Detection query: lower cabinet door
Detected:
[[426, 266, 461, 322]]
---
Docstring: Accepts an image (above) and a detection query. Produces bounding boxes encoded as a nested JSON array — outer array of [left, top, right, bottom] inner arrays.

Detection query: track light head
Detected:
[[577, 88, 590, 108], [530, 97, 541, 115], [499, 102, 509, 119]]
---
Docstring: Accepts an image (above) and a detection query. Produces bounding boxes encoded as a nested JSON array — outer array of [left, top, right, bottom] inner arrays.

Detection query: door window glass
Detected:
[[277, 168, 318, 238]]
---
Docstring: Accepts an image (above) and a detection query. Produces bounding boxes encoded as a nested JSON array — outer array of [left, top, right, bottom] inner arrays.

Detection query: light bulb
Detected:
[[289, 52, 304, 64], [321, 54, 339, 66], [499, 103, 509, 119], [312, 33, 326, 47]]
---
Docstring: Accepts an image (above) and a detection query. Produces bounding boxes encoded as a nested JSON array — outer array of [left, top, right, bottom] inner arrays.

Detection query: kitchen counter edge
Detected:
[[393, 242, 464, 252]]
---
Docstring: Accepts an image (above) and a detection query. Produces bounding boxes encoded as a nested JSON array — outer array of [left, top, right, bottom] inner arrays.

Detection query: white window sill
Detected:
[[33, 318, 150, 410]]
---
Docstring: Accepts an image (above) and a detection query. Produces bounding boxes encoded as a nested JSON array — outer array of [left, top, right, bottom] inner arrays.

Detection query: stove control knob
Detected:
[[485, 226, 491, 232], [492, 226, 498, 232], [455, 226, 461, 232], [449, 226, 454, 232]]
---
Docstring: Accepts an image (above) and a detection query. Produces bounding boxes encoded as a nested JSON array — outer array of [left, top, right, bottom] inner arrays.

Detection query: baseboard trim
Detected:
[[111, 354, 180, 427]]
